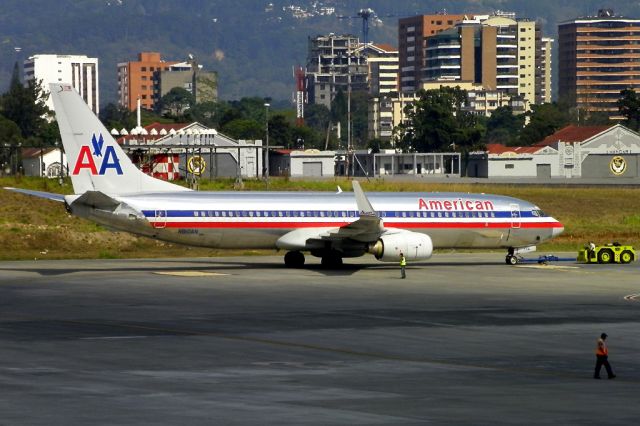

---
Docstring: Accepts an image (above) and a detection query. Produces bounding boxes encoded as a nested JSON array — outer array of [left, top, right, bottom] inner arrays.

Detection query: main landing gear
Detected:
[[320, 251, 343, 267], [284, 251, 305, 268], [505, 247, 519, 265]]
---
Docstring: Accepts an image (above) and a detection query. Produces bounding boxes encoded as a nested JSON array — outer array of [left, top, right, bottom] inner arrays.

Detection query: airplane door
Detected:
[[154, 210, 167, 229], [510, 203, 521, 229]]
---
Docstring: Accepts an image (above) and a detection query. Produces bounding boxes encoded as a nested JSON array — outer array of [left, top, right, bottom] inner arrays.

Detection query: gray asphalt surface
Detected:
[[0, 253, 638, 425]]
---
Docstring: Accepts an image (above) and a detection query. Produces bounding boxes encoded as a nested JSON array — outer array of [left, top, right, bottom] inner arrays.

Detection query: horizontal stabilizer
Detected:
[[3, 187, 65, 203], [71, 191, 121, 209]]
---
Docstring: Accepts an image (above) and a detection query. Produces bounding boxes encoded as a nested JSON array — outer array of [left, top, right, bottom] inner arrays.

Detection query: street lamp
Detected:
[[264, 102, 270, 189]]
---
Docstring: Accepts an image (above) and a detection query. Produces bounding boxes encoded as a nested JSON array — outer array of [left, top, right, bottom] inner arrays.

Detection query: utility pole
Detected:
[[264, 102, 270, 189]]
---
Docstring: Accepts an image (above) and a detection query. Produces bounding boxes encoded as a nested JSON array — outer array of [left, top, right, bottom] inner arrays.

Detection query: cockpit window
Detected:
[[531, 209, 545, 217]]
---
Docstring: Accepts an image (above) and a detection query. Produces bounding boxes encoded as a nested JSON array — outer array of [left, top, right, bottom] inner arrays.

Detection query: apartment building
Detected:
[[423, 15, 550, 108], [305, 34, 368, 108], [558, 9, 640, 116], [398, 13, 466, 93], [153, 62, 218, 111], [24, 54, 99, 113], [117, 52, 179, 111], [352, 43, 399, 95], [540, 37, 554, 103]]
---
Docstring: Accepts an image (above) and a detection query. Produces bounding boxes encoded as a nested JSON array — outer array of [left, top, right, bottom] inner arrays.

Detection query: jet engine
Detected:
[[368, 231, 433, 262]]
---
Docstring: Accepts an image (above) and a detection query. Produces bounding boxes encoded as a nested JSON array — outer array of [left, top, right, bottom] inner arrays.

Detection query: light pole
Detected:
[[264, 102, 270, 189]]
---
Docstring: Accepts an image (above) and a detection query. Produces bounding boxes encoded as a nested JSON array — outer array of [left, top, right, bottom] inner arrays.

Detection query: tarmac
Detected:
[[0, 253, 639, 425]]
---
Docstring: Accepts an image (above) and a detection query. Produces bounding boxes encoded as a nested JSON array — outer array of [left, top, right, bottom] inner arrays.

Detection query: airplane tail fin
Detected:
[[50, 83, 189, 195]]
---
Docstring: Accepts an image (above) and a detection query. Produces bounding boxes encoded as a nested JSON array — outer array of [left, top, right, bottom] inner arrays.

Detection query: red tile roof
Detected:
[[536, 125, 612, 147], [373, 43, 397, 52]]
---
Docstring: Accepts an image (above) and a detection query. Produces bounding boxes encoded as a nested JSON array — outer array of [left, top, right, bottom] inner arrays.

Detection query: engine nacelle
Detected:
[[368, 231, 433, 262]]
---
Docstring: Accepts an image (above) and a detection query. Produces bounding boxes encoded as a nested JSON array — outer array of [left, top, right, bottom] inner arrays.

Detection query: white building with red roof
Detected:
[[468, 124, 640, 179]]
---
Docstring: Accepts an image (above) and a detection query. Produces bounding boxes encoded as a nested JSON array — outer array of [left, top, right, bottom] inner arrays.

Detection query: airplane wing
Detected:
[[3, 187, 66, 203], [320, 180, 383, 242], [276, 181, 384, 250]]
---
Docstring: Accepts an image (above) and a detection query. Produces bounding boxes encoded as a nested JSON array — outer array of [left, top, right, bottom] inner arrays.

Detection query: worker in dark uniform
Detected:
[[594, 333, 616, 379], [399, 252, 406, 279]]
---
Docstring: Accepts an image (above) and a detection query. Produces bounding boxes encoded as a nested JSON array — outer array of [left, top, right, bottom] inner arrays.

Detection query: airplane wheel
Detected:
[[506, 255, 518, 265], [597, 250, 613, 264], [284, 251, 305, 268], [620, 250, 633, 264], [321, 253, 343, 268]]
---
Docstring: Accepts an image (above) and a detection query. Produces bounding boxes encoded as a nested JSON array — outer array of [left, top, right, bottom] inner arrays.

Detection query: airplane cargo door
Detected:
[[154, 210, 167, 229], [510, 203, 521, 229]]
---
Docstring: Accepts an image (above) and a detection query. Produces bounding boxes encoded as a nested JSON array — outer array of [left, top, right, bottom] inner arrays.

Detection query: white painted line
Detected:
[[515, 264, 580, 270], [154, 271, 229, 277], [80, 336, 150, 340]]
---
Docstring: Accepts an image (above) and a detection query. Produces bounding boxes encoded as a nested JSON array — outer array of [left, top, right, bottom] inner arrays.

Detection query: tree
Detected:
[[618, 89, 640, 131], [0, 62, 51, 140], [395, 87, 485, 153], [484, 106, 525, 146], [329, 90, 370, 149], [157, 87, 195, 116], [100, 102, 136, 131], [519, 103, 572, 145], [220, 118, 264, 140], [268, 114, 293, 148], [186, 101, 231, 129]]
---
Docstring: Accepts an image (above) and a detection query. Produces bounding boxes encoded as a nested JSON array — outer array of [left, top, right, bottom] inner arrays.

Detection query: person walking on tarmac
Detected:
[[594, 333, 616, 379], [399, 252, 406, 279]]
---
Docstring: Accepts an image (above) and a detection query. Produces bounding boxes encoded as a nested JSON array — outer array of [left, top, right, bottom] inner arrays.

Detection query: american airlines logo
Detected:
[[418, 198, 494, 211], [72, 134, 123, 175]]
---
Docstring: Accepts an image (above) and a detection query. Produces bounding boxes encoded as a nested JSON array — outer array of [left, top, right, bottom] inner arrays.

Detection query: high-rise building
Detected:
[[539, 37, 554, 104], [305, 34, 369, 108], [558, 9, 640, 115], [352, 43, 399, 95], [398, 13, 466, 93], [24, 54, 99, 113], [423, 15, 550, 108], [153, 62, 218, 112], [117, 52, 179, 111]]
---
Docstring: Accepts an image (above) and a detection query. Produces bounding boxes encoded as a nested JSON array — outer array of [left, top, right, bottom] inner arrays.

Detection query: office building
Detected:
[[117, 52, 179, 111], [398, 13, 466, 93], [153, 62, 218, 112], [24, 54, 99, 113], [558, 9, 640, 116]]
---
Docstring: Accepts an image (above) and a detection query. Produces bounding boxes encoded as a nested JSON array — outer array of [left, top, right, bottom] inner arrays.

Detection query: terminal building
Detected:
[[467, 124, 640, 179]]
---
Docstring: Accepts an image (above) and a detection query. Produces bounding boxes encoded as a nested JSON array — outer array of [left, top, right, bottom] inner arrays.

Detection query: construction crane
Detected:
[[337, 8, 378, 44]]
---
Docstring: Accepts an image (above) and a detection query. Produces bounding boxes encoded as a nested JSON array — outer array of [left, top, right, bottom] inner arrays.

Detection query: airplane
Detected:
[[4, 83, 564, 267]]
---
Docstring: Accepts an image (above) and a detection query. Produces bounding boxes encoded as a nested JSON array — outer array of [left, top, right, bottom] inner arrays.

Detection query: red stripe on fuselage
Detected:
[[151, 221, 562, 229]]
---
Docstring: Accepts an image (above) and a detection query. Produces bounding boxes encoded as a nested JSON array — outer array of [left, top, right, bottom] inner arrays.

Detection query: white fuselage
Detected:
[[72, 191, 563, 251]]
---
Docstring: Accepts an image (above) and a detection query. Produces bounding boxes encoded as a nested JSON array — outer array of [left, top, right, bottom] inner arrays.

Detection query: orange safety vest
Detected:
[[596, 338, 608, 356]]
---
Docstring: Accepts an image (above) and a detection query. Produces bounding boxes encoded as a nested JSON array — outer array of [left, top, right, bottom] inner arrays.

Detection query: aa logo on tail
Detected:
[[72, 134, 123, 175]]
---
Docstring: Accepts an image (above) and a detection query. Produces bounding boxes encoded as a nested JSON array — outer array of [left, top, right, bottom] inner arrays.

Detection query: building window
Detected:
[[141, 67, 147, 71], [505, 164, 515, 169]]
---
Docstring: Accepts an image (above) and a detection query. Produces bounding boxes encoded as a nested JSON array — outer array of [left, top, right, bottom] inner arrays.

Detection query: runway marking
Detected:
[[80, 336, 150, 340], [515, 264, 580, 270], [624, 294, 640, 302], [59, 318, 640, 382], [153, 271, 229, 277]]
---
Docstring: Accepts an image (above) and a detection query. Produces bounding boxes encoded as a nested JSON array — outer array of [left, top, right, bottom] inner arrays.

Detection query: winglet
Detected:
[[352, 181, 377, 217]]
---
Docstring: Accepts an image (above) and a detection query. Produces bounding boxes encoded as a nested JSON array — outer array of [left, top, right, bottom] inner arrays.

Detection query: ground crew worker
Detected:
[[594, 333, 616, 379], [399, 252, 406, 279]]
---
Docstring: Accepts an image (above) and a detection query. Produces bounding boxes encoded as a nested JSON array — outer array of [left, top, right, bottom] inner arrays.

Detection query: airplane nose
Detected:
[[552, 222, 564, 238]]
